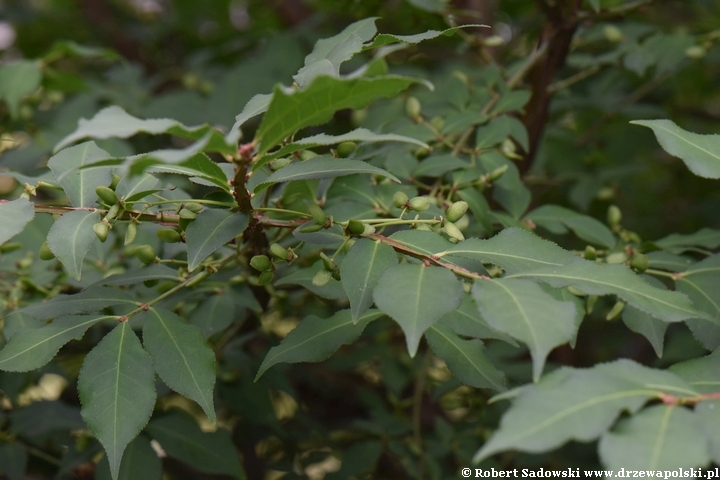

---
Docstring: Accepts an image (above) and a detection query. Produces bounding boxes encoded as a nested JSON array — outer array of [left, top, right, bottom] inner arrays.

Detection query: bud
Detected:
[[603, 25, 624, 43], [110, 173, 121, 190], [347, 219, 366, 235], [250, 255, 272, 272], [269, 157, 292, 170], [362, 224, 376, 236], [430, 116, 444, 131], [685, 45, 706, 59], [179, 208, 197, 220], [308, 203, 327, 226], [409, 196, 429, 212], [95, 186, 118, 205], [319, 252, 335, 272], [444, 222, 465, 243], [258, 271, 274, 286], [39, 241, 55, 260], [596, 187, 615, 201], [415, 223, 432, 231], [104, 203, 120, 222], [270, 243, 289, 260], [183, 202, 203, 213], [483, 35, 505, 47], [488, 164, 509, 182], [454, 214, 469, 231], [606, 251, 628, 264], [332, 269, 341, 281], [445, 201, 468, 223], [336, 142, 357, 158], [93, 222, 109, 242], [586, 295, 599, 315], [299, 150, 319, 161], [607, 205, 622, 227], [0, 242, 21, 253], [124, 222, 137, 246], [406, 96, 422, 120], [136, 245, 156, 264], [312, 269, 333, 287], [584, 245, 597, 260], [157, 228, 181, 243], [630, 253, 649, 273], [606, 301, 626, 321], [392, 191, 409, 208], [567, 286, 587, 297]]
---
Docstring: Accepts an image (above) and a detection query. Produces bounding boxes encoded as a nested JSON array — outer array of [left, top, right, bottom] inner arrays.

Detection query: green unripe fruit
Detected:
[[179, 208, 197, 220], [258, 271, 274, 286], [444, 222, 465, 243], [270, 243, 289, 260], [393, 191, 409, 208], [156, 228, 181, 243], [179, 217, 191, 231], [362, 224, 376, 236], [409, 196, 430, 212], [95, 186, 118, 205], [584, 245, 597, 260], [300, 150, 319, 161], [110, 173, 121, 190], [93, 222, 109, 242], [607, 205, 622, 227], [415, 223, 432, 231], [630, 253, 649, 272], [104, 203, 120, 222], [250, 255, 272, 272], [567, 286, 587, 297], [685, 45, 706, 59], [606, 301, 626, 321], [136, 245, 156, 264], [332, 269, 341, 281], [156, 280, 176, 294], [586, 295, 599, 315], [269, 157, 292, 170], [430, 116, 444, 130], [347, 219, 366, 235], [39, 241, 55, 260], [124, 222, 137, 246], [445, 201, 468, 223], [606, 251, 628, 264], [454, 215, 469, 231], [320, 252, 335, 272], [596, 187, 615, 201], [406, 96, 422, 120], [488, 164, 509, 182], [312, 269, 332, 287], [336, 142, 357, 158], [308, 203, 327, 226], [0, 242, 21, 253], [183, 202, 203, 213], [603, 25, 624, 43]]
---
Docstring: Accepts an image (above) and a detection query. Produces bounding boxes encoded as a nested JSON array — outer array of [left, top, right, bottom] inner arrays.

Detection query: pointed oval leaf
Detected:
[[669, 350, 720, 394], [255, 75, 431, 155], [115, 173, 159, 202], [256, 309, 383, 380], [0, 60, 42, 118], [373, 264, 463, 357], [185, 209, 248, 271], [254, 156, 399, 193], [526, 204, 616, 248], [655, 228, 720, 253], [48, 142, 114, 207], [99, 264, 180, 286], [141, 308, 216, 423], [599, 405, 709, 469], [437, 294, 518, 345], [695, 400, 720, 464], [631, 119, 720, 179], [0, 198, 35, 245], [472, 279, 577, 381], [95, 436, 162, 480], [145, 412, 244, 479], [78, 322, 156, 480], [225, 93, 272, 145], [425, 323, 506, 391], [189, 291, 236, 338], [47, 209, 100, 280], [0, 315, 108, 372], [474, 360, 697, 463], [18, 286, 135, 319], [141, 153, 230, 192], [275, 263, 348, 300], [340, 238, 398, 322]]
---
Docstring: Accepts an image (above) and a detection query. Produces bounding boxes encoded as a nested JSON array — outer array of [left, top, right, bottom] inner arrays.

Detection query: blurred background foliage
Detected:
[[1, 0, 720, 478]]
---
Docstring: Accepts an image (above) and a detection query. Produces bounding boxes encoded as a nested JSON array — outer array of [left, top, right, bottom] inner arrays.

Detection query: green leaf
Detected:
[[48, 142, 114, 207], [295, 34, 365, 87], [695, 400, 720, 464], [491, 90, 532, 116], [437, 294, 518, 345], [439, 228, 577, 274], [225, 93, 272, 145], [587, 0, 601, 12], [305, 18, 378, 65], [623, 305, 668, 358], [256, 128, 428, 169], [373, 264, 463, 357], [99, 264, 180, 286], [364, 25, 486, 49], [674, 255, 720, 348], [189, 292, 236, 338], [78, 322, 156, 480], [185, 209, 248, 271], [0, 442, 26, 480], [255, 75, 431, 155], [47, 209, 100, 280], [647, 251, 696, 272], [0, 60, 42, 119], [18, 286, 134, 319], [669, 350, 720, 394], [145, 412, 244, 479], [254, 156, 399, 193], [275, 262, 348, 300], [474, 360, 698, 463], [404, 0, 447, 13], [256, 309, 383, 380], [413, 154, 470, 178], [141, 308, 216, 423], [507, 258, 703, 323], [340, 238, 398, 322], [631, 119, 720, 179], [0, 198, 35, 245], [655, 228, 720, 254], [115, 173, 159, 202], [95, 436, 162, 480], [54, 106, 232, 153], [425, 323, 506, 390], [526, 204, 616, 248], [0, 315, 108, 372], [478, 152, 530, 218], [599, 405, 709, 469], [472, 279, 577, 381], [142, 153, 230, 192], [475, 115, 529, 151]]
